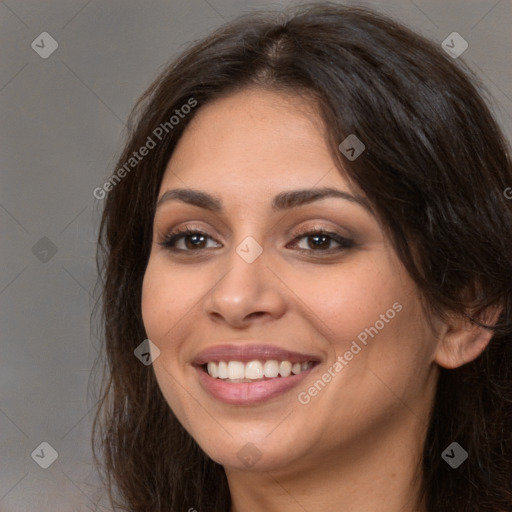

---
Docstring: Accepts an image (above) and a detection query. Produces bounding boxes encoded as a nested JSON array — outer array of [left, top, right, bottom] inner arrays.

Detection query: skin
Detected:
[[141, 87, 493, 512]]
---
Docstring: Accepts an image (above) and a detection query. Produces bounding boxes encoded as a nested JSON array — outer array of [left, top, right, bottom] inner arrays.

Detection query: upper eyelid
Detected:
[[157, 216, 354, 238], [159, 225, 225, 242], [159, 226, 352, 250], [161, 225, 346, 240]]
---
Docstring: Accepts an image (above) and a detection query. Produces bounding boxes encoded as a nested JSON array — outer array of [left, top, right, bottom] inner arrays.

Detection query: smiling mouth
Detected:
[[202, 359, 318, 382], [193, 343, 321, 403]]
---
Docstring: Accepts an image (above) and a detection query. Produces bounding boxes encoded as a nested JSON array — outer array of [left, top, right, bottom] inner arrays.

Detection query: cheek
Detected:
[[292, 255, 402, 351], [141, 267, 169, 344], [140, 259, 190, 387], [141, 256, 203, 342], [141, 254, 221, 389], [298, 254, 434, 389], [140, 259, 196, 427]]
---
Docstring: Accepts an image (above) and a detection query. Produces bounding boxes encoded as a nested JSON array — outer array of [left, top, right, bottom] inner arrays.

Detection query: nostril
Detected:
[[247, 311, 266, 320]]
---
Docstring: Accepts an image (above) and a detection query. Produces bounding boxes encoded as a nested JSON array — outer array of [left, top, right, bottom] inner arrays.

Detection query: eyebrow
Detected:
[[156, 187, 373, 214]]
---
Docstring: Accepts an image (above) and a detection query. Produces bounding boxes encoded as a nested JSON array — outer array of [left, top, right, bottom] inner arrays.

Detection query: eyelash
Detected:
[[158, 226, 354, 255]]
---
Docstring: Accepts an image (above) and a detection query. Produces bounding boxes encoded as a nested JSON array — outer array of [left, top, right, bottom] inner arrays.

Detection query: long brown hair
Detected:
[[92, 3, 512, 510]]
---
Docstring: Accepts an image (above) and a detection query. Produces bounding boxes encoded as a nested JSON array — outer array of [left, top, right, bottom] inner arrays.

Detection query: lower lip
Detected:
[[195, 365, 316, 405]]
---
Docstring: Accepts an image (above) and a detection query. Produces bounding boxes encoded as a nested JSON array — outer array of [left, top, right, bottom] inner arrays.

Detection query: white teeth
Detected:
[[263, 360, 279, 378], [291, 363, 302, 375], [228, 361, 245, 379], [218, 361, 228, 379], [205, 360, 314, 380], [279, 361, 292, 377], [245, 360, 263, 379], [207, 362, 218, 378]]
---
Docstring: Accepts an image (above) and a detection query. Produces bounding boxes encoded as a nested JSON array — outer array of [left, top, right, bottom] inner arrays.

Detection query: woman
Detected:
[[92, 3, 512, 511]]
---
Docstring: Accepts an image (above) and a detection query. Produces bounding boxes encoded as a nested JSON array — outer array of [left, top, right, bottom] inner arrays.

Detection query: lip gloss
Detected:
[[195, 365, 316, 405]]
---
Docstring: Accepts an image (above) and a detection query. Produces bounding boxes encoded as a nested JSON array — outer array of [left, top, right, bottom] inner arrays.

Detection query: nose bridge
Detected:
[[216, 234, 267, 303], [204, 232, 285, 325]]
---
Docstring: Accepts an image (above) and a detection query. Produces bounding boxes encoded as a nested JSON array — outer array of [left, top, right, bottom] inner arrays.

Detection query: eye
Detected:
[[159, 227, 221, 252], [158, 226, 354, 255], [288, 228, 354, 254]]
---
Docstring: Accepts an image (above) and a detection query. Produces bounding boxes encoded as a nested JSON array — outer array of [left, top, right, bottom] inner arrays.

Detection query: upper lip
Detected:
[[192, 344, 321, 366]]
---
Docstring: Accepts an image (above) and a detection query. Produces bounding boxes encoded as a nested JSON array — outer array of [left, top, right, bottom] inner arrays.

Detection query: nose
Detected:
[[203, 244, 287, 328]]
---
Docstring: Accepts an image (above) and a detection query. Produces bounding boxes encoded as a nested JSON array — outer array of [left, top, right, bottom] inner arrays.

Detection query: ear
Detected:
[[434, 306, 502, 369]]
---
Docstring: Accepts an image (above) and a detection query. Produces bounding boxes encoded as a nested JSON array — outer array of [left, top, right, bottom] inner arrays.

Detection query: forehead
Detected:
[[159, 87, 354, 197]]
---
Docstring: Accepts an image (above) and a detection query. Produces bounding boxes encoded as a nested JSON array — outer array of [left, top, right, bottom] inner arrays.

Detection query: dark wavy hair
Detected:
[[92, 3, 512, 511]]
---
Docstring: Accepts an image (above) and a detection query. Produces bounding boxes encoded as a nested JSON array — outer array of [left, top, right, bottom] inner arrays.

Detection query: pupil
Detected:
[[309, 235, 329, 249], [187, 234, 205, 249]]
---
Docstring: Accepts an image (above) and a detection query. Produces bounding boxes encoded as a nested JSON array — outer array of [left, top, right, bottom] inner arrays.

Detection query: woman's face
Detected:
[[141, 87, 439, 474]]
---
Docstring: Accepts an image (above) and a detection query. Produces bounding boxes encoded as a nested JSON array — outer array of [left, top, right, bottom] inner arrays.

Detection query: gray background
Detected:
[[1, 0, 511, 510]]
